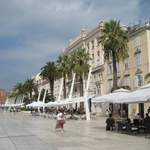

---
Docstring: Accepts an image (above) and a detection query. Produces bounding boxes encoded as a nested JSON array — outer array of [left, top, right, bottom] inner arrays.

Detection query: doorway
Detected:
[[139, 103, 144, 118]]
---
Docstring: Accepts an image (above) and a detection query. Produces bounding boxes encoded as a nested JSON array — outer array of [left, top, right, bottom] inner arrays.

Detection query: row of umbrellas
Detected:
[[3, 103, 24, 107], [92, 83, 150, 104], [27, 83, 150, 107], [26, 96, 95, 108]]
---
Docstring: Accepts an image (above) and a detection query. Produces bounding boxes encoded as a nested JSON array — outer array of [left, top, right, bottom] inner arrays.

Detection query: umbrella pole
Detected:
[[121, 104, 122, 119], [84, 67, 92, 121]]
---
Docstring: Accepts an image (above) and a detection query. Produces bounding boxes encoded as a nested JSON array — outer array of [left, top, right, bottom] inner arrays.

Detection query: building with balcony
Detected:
[[61, 20, 150, 117], [33, 20, 150, 117]]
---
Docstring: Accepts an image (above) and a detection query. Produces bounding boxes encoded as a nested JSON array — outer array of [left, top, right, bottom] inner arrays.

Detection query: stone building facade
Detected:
[[33, 20, 150, 117], [60, 21, 150, 117]]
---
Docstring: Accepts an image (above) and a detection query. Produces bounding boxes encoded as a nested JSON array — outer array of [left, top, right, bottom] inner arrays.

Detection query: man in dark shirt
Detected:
[[143, 113, 150, 125], [105, 114, 115, 130]]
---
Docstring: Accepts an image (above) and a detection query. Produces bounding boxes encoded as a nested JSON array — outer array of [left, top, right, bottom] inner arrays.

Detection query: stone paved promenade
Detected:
[[0, 110, 150, 150]]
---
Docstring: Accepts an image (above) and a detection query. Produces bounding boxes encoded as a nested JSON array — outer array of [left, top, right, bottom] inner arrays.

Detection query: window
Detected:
[[108, 80, 113, 92], [87, 43, 90, 51], [96, 37, 99, 47], [92, 54, 94, 60], [135, 53, 141, 66], [74, 88, 77, 92], [117, 78, 121, 87], [124, 76, 130, 86], [135, 36, 140, 47], [92, 40, 94, 49], [108, 64, 113, 75], [124, 58, 129, 70], [97, 51, 100, 60], [99, 73, 103, 81], [116, 62, 120, 72], [94, 87, 96, 95], [134, 74, 143, 87]]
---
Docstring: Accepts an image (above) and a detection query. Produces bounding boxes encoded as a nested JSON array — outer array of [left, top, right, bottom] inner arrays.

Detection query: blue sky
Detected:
[[0, 0, 149, 92]]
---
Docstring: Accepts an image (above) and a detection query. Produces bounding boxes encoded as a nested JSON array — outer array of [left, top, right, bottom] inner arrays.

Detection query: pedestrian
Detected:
[[148, 106, 150, 113], [54, 109, 65, 132], [108, 108, 112, 115], [105, 114, 115, 131], [106, 109, 109, 116], [13, 107, 16, 114], [148, 107, 150, 117]]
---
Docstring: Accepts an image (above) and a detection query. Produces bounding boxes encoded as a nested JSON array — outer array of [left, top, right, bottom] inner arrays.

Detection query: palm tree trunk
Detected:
[[79, 76, 84, 112], [14, 96, 17, 104], [112, 53, 118, 91], [79, 76, 83, 96], [112, 53, 118, 116], [30, 91, 32, 101], [49, 81, 54, 101], [63, 78, 66, 99]]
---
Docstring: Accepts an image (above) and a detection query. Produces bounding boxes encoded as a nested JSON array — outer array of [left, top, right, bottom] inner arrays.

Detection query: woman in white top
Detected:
[[54, 109, 64, 132]]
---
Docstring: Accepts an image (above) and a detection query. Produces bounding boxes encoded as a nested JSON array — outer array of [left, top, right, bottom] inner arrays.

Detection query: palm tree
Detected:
[[39, 88, 51, 103], [14, 83, 25, 94], [99, 19, 129, 91], [40, 61, 57, 101], [24, 79, 37, 101], [72, 47, 91, 96], [9, 83, 25, 103], [57, 54, 70, 99], [145, 73, 150, 83]]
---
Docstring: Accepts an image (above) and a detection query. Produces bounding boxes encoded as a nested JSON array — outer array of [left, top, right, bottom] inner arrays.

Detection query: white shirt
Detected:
[[133, 114, 141, 120], [57, 112, 63, 120]]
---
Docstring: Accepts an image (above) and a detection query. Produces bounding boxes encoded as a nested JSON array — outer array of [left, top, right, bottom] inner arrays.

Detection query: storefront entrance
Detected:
[[139, 103, 144, 118]]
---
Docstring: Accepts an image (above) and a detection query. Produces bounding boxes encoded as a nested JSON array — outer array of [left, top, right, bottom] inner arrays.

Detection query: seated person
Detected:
[[126, 118, 131, 123], [121, 116, 128, 124], [105, 114, 115, 130], [143, 113, 150, 125], [133, 113, 142, 121]]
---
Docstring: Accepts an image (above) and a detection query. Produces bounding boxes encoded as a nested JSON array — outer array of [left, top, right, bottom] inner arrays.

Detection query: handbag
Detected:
[[60, 120, 66, 124]]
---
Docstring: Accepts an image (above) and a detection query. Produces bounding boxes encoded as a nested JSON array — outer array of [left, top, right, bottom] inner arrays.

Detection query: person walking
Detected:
[[54, 109, 65, 132]]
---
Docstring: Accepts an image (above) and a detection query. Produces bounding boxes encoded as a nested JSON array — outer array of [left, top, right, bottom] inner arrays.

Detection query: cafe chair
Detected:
[[133, 119, 139, 127], [117, 121, 126, 133], [125, 122, 139, 134], [145, 124, 150, 138]]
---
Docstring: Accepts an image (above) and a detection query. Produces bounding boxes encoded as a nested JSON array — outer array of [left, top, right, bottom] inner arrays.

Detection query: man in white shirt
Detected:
[[133, 113, 142, 121]]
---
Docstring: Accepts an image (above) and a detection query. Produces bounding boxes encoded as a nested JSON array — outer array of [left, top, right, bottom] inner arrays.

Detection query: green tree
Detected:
[[57, 54, 70, 99], [9, 83, 25, 103], [99, 20, 129, 90], [71, 47, 91, 96], [39, 88, 51, 103], [40, 61, 57, 101], [24, 79, 38, 101], [145, 73, 150, 83]]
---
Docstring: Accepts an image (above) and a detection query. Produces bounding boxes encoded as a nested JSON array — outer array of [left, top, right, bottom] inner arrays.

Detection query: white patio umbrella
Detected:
[[45, 101, 59, 107], [4, 103, 24, 107], [113, 88, 130, 93], [26, 101, 45, 107], [45, 96, 90, 107], [26, 101, 37, 107], [115, 83, 150, 103], [57, 96, 92, 105], [92, 88, 131, 104], [88, 95, 95, 99], [33, 101, 45, 107]]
